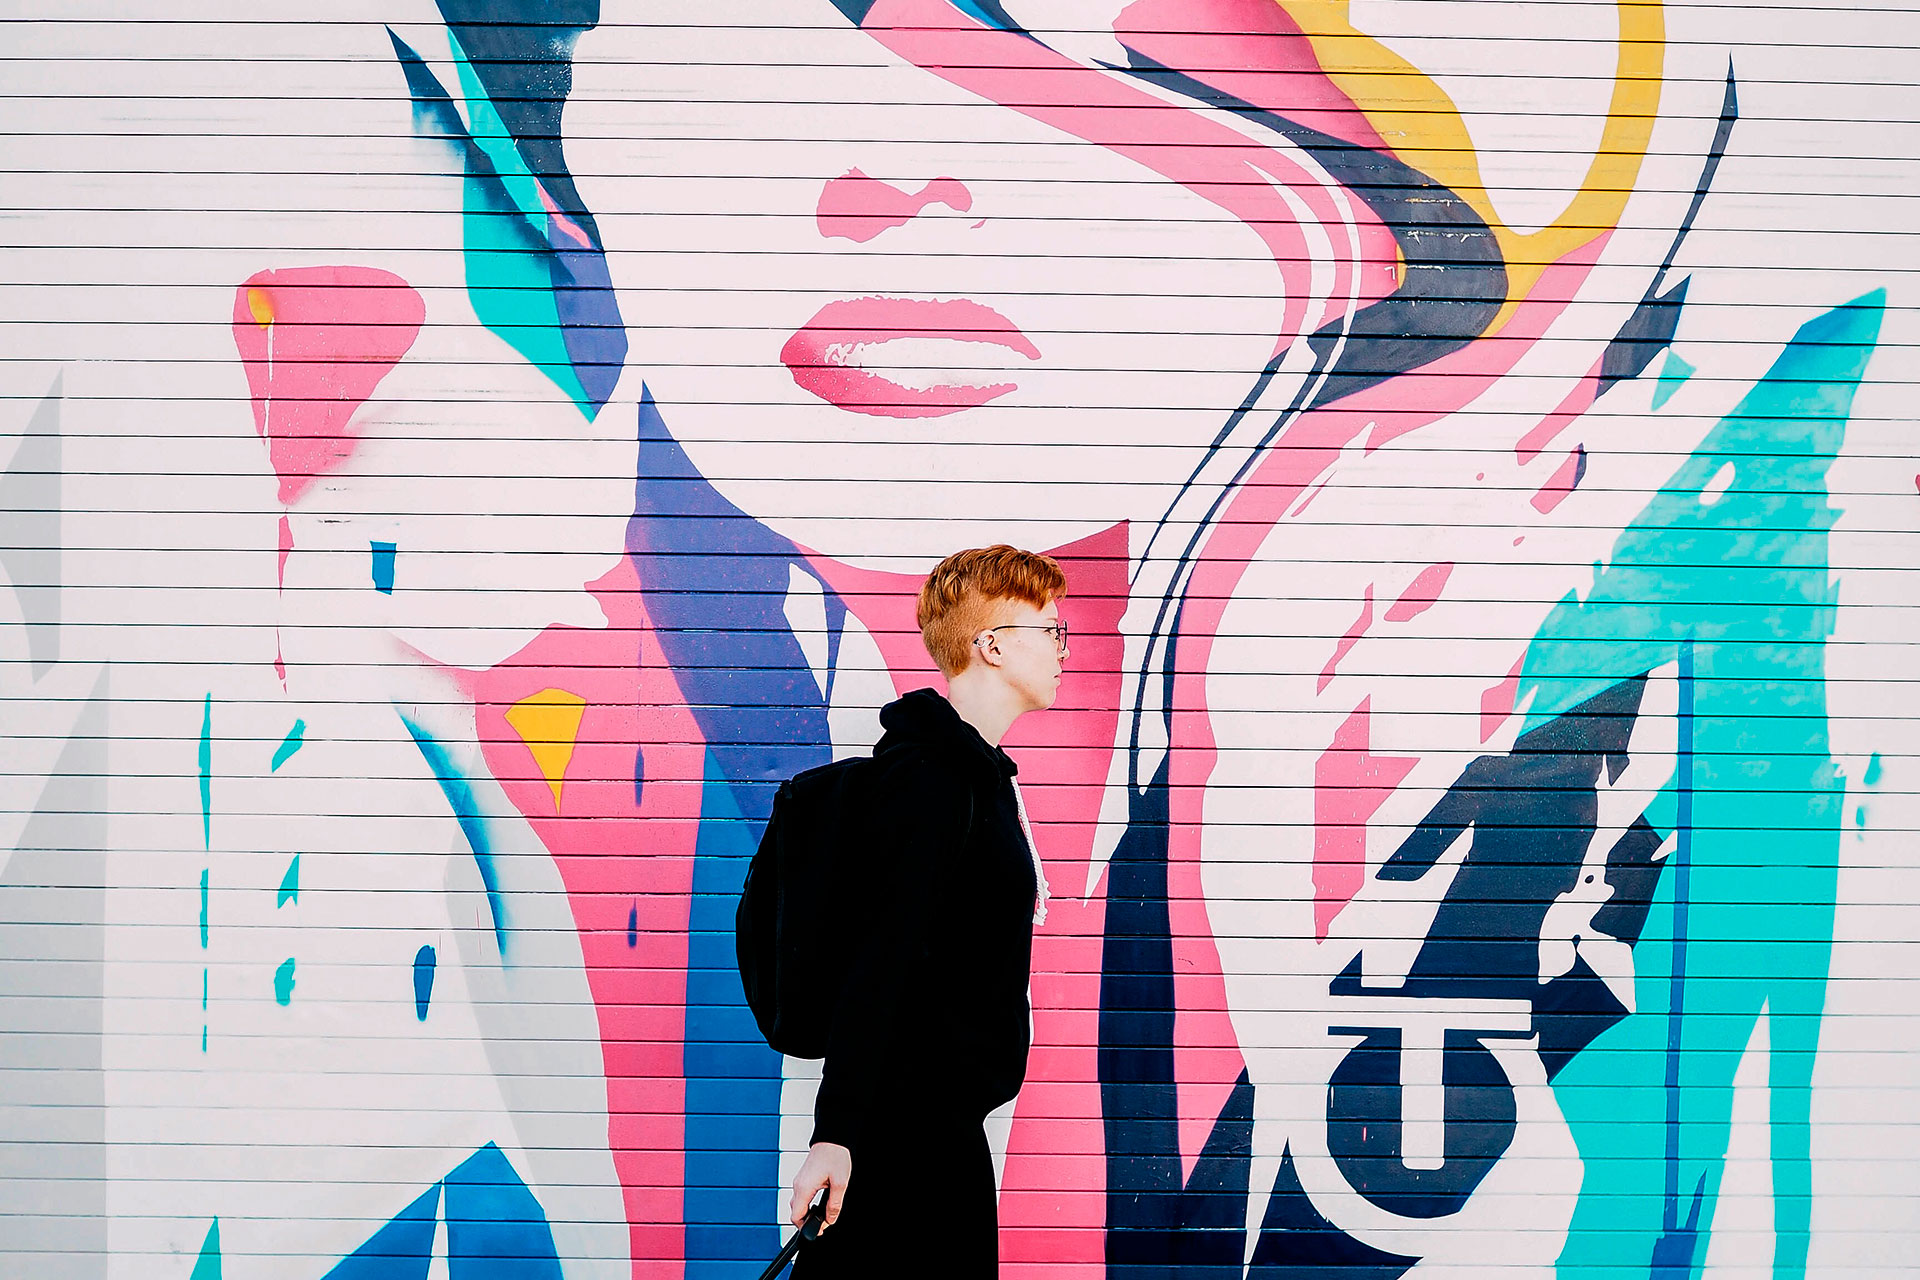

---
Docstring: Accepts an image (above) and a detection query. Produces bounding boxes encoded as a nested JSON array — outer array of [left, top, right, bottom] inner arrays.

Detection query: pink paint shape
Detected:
[[861, 0, 1371, 360], [276, 515, 293, 590], [232, 266, 425, 505], [468, 556, 705, 1273], [1385, 561, 1453, 623], [1314, 698, 1418, 938], [1480, 653, 1527, 742], [1317, 585, 1373, 693], [1531, 445, 1586, 514], [817, 168, 973, 242], [1516, 359, 1601, 463]]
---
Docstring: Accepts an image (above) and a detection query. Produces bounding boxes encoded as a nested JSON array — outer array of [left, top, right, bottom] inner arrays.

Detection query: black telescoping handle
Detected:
[[754, 1196, 828, 1280]]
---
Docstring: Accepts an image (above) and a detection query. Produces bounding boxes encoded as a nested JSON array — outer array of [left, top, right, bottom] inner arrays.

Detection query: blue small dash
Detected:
[[371, 541, 397, 594]]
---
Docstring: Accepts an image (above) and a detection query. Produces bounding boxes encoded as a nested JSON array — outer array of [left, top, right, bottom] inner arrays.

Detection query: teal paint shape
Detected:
[[277, 855, 299, 908], [199, 869, 209, 948], [1651, 348, 1696, 410], [191, 1219, 221, 1280], [274, 958, 296, 1006], [1539, 293, 1882, 1280], [271, 718, 306, 772], [1863, 752, 1883, 786], [447, 35, 590, 414], [399, 711, 506, 955], [199, 693, 212, 849]]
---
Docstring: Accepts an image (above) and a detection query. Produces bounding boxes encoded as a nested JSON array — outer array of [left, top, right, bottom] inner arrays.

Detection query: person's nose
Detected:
[[816, 169, 973, 243]]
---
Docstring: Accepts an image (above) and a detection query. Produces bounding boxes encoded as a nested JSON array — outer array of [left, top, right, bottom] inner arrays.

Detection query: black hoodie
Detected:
[[810, 688, 1040, 1149]]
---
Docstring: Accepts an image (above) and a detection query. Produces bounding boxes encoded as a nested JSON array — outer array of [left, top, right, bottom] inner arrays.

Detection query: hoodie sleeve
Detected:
[[810, 752, 971, 1149]]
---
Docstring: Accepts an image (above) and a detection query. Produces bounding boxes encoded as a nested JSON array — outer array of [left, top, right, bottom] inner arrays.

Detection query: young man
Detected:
[[787, 545, 1069, 1277]]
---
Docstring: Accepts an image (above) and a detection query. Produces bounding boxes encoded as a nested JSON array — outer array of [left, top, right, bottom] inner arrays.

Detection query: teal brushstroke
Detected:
[[399, 711, 506, 955], [1651, 349, 1696, 410], [199, 694, 212, 849], [1863, 752, 1883, 786], [273, 958, 296, 1006], [199, 869, 209, 949], [191, 1218, 221, 1280], [271, 718, 305, 772], [1539, 292, 1882, 1280], [277, 855, 299, 908], [447, 34, 590, 414]]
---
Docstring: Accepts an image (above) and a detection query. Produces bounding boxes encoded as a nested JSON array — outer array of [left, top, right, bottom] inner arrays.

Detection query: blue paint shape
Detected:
[[274, 957, 296, 1006], [191, 1219, 221, 1280], [443, 1142, 563, 1280], [322, 1183, 439, 1280], [199, 694, 212, 849], [683, 750, 783, 1277], [277, 855, 299, 908], [1651, 349, 1695, 410], [400, 711, 506, 956], [371, 541, 397, 594], [413, 945, 437, 1021], [1864, 752, 1883, 786], [199, 869, 209, 948], [633, 746, 645, 808], [626, 901, 637, 949], [271, 719, 306, 772]]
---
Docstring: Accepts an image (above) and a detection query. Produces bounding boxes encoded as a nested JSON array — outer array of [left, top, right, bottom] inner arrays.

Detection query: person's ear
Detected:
[[972, 630, 1003, 667]]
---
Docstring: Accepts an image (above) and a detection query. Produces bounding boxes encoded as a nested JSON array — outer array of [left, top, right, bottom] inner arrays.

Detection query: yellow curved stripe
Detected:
[[1273, 0, 1666, 331]]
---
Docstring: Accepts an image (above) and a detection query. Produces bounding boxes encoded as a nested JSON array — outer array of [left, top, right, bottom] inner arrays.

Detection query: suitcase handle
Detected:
[[754, 1195, 829, 1280]]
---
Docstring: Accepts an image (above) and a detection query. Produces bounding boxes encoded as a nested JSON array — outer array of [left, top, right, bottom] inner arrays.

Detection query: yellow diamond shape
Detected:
[[504, 688, 588, 814]]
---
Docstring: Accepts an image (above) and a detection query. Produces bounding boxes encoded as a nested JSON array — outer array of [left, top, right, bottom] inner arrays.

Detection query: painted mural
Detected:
[[1, 1, 1915, 1278]]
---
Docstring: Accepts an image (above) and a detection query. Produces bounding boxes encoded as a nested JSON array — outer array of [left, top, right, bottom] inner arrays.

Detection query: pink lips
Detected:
[[780, 296, 1041, 419]]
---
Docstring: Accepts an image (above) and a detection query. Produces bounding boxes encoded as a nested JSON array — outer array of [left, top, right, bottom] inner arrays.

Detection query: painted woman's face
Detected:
[[571, 1, 1298, 563]]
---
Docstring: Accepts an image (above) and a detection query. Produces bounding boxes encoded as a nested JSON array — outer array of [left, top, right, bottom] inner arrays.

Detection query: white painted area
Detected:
[[1703, 1006, 1776, 1279]]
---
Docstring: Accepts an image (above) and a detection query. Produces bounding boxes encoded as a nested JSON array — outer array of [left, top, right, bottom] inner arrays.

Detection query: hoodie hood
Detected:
[[875, 688, 1016, 778]]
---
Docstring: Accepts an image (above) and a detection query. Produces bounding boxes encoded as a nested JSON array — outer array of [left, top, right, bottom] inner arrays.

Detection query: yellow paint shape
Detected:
[[246, 287, 276, 329], [504, 688, 588, 813], [1272, 0, 1665, 330]]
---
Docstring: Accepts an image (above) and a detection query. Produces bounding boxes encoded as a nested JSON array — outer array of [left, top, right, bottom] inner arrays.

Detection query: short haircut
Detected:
[[917, 545, 1068, 677]]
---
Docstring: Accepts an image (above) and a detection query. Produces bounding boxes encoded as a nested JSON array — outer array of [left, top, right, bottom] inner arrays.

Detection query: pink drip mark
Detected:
[[1516, 359, 1602, 463], [274, 515, 293, 685], [1385, 561, 1453, 623], [232, 266, 425, 505], [1480, 653, 1528, 742], [1531, 445, 1587, 513], [1318, 585, 1373, 693], [816, 169, 973, 243], [1313, 698, 1418, 939], [276, 515, 293, 590]]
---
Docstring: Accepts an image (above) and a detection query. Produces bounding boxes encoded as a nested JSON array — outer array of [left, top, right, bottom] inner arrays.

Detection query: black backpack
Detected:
[[735, 756, 875, 1060]]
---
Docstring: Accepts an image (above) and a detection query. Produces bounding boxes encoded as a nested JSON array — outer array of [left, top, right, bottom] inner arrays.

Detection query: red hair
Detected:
[[917, 545, 1067, 677]]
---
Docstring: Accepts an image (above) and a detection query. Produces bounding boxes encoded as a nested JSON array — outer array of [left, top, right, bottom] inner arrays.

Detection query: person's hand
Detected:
[[789, 1141, 851, 1230]]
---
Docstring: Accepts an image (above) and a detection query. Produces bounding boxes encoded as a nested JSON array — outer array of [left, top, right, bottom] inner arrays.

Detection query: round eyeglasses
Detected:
[[987, 622, 1068, 653]]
